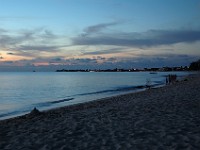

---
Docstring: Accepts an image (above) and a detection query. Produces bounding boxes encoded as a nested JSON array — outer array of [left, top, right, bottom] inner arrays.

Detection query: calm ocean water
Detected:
[[0, 71, 191, 120]]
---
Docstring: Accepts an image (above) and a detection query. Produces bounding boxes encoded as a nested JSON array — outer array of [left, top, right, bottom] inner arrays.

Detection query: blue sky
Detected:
[[0, 0, 200, 71]]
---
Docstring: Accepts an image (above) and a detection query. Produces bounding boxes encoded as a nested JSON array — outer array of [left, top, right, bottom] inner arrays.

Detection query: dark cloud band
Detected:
[[72, 29, 200, 47]]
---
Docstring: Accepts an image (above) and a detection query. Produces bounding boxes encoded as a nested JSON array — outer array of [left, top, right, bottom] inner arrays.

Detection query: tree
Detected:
[[189, 59, 200, 70]]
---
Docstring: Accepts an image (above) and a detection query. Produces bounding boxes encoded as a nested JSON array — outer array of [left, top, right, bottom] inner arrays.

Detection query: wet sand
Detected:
[[0, 74, 200, 150]]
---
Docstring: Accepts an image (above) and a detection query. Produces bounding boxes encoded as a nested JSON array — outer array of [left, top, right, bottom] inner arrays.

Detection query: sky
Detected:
[[0, 0, 200, 71]]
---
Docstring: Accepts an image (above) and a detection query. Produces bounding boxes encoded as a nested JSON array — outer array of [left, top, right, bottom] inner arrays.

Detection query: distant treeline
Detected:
[[56, 68, 140, 72], [189, 59, 200, 71], [56, 60, 200, 72], [56, 67, 188, 72]]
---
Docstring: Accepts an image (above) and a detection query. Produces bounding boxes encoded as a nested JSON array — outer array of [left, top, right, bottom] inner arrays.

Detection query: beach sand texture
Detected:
[[0, 75, 200, 150]]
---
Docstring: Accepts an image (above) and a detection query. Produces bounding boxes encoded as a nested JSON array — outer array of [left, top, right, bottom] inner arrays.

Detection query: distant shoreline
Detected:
[[56, 67, 189, 72]]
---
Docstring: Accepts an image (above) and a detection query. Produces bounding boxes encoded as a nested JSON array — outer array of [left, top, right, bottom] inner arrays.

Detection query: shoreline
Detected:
[[0, 71, 193, 120], [0, 80, 173, 122], [0, 72, 194, 122], [0, 73, 200, 149]]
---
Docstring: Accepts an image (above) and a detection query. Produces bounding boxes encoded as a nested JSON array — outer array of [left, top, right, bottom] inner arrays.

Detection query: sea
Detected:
[[0, 71, 192, 120]]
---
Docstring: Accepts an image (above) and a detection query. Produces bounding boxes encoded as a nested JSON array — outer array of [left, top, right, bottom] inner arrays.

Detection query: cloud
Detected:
[[83, 22, 119, 34], [52, 57, 63, 61], [72, 29, 200, 48], [0, 34, 13, 47], [1, 61, 14, 64], [0, 27, 66, 61], [0, 28, 8, 33], [8, 51, 39, 58], [0, 27, 59, 49], [68, 54, 198, 69], [7, 52, 14, 55], [16, 45, 60, 51], [66, 58, 98, 64], [83, 47, 127, 55]]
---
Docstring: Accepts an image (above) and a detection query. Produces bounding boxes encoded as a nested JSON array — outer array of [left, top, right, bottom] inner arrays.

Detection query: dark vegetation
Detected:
[[189, 59, 200, 71], [56, 60, 200, 72]]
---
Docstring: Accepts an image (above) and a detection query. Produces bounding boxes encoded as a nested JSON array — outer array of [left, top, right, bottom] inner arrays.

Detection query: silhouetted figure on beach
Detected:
[[166, 76, 168, 85], [167, 74, 177, 85]]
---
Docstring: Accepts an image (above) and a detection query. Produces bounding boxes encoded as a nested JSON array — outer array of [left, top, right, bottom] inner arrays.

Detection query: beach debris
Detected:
[[30, 107, 41, 116]]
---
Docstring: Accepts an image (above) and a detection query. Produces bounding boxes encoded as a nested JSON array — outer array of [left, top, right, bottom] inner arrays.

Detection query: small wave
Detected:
[[34, 98, 74, 107], [0, 98, 75, 120], [153, 81, 165, 84], [0, 109, 29, 119], [74, 85, 146, 97], [50, 98, 74, 104], [74, 82, 166, 97]]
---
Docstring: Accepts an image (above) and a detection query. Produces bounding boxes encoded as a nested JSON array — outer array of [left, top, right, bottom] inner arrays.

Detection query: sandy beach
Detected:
[[0, 74, 200, 150]]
